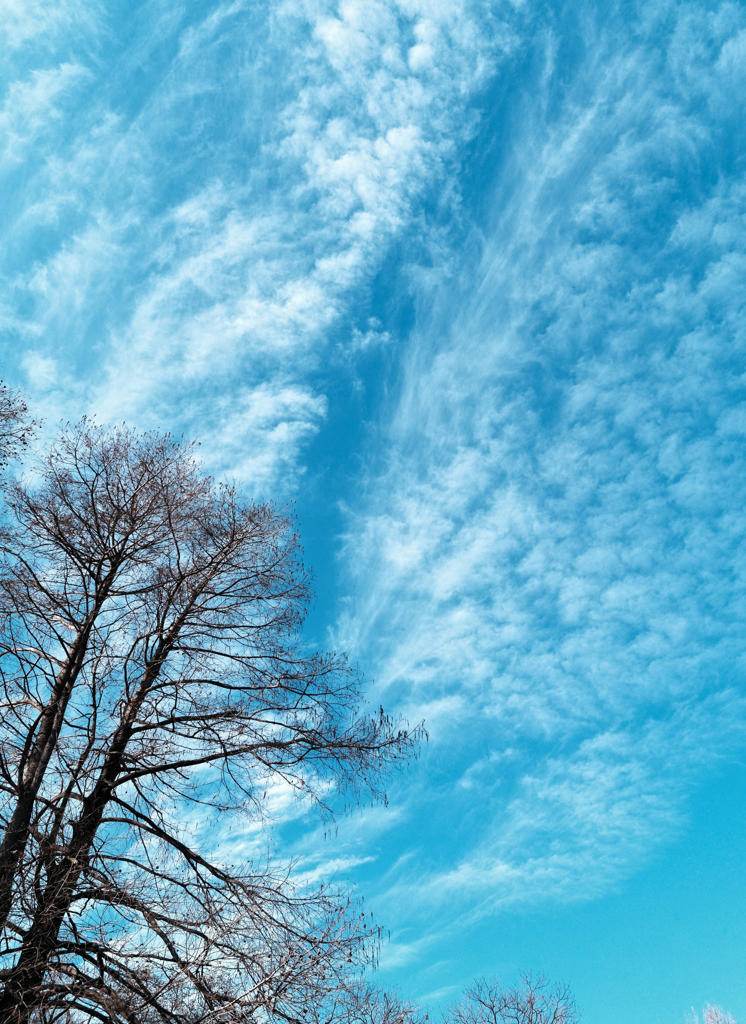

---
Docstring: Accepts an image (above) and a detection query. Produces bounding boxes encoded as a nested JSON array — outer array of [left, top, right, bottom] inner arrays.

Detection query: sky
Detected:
[[1, 0, 746, 1021]]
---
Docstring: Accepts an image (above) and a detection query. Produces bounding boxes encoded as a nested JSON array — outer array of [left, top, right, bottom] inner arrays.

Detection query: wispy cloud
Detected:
[[2, 0, 510, 495], [3, 0, 746, 1012], [382, 691, 746, 920], [0, 62, 91, 166], [0, 0, 100, 53], [334, 0, 746, 968]]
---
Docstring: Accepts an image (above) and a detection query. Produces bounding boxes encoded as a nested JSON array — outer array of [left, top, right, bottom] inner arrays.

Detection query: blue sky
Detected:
[[2, 1, 746, 1021]]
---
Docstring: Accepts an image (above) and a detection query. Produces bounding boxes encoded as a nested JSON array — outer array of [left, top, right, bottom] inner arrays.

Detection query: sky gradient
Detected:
[[2, 1, 746, 1021]]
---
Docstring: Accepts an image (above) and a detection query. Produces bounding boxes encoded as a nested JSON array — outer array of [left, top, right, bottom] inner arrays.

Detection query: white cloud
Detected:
[[0, 62, 90, 166], [20, 350, 57, 390], [198, 382, 328, 493], [1, 0, 511, 497], [3, 0, 745, 997], [334, 0, 746, 947], [0, 0, 100, 52]]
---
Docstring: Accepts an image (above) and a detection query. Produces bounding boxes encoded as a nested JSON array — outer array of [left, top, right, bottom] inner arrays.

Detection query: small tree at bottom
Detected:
[[449, 975, 576, 1024]]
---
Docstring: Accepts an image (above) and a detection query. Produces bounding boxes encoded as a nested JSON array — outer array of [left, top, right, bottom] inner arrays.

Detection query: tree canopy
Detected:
[[0, 421, 417, 1024]]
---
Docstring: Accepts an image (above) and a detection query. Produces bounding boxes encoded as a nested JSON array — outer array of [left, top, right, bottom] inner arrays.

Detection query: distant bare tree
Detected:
[[335, 983, 427, 1024], [688, 1007, 737, 1024], [449, 975, 576, 1024], [0, 422, 418, 1024], [301, 981, 426, 1024]]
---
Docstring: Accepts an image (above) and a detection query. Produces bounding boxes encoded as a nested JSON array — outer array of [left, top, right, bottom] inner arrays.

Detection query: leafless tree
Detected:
[[448, 975, 576, 1024], [0, 422, 418, 1024], [307, 981, 426, 1024], [0, 383, 33, 470], [688, 1007, 737, 1024]]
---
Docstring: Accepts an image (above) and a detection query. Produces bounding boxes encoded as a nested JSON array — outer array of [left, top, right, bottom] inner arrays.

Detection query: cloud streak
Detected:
[[334, 0, 746, 972], [2, 0, 510, 494], [2, 0, 746, 1013]]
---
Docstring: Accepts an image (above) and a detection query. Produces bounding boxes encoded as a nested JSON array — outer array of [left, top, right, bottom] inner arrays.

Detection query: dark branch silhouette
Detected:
[[0, 421, 418, 1024]]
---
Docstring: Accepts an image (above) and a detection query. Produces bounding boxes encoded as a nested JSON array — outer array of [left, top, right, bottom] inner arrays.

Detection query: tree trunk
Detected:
[[0, 592, 113, 930], [0, 648, 166, 1022]]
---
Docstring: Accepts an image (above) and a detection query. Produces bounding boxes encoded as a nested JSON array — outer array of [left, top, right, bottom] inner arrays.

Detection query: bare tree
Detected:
[[308, 982, 426, 1024], [0, 422, 418, 1024], [688, 1007, 737, 1024], [0, 383, 32, 470], [449, 975, 576, 1024]]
